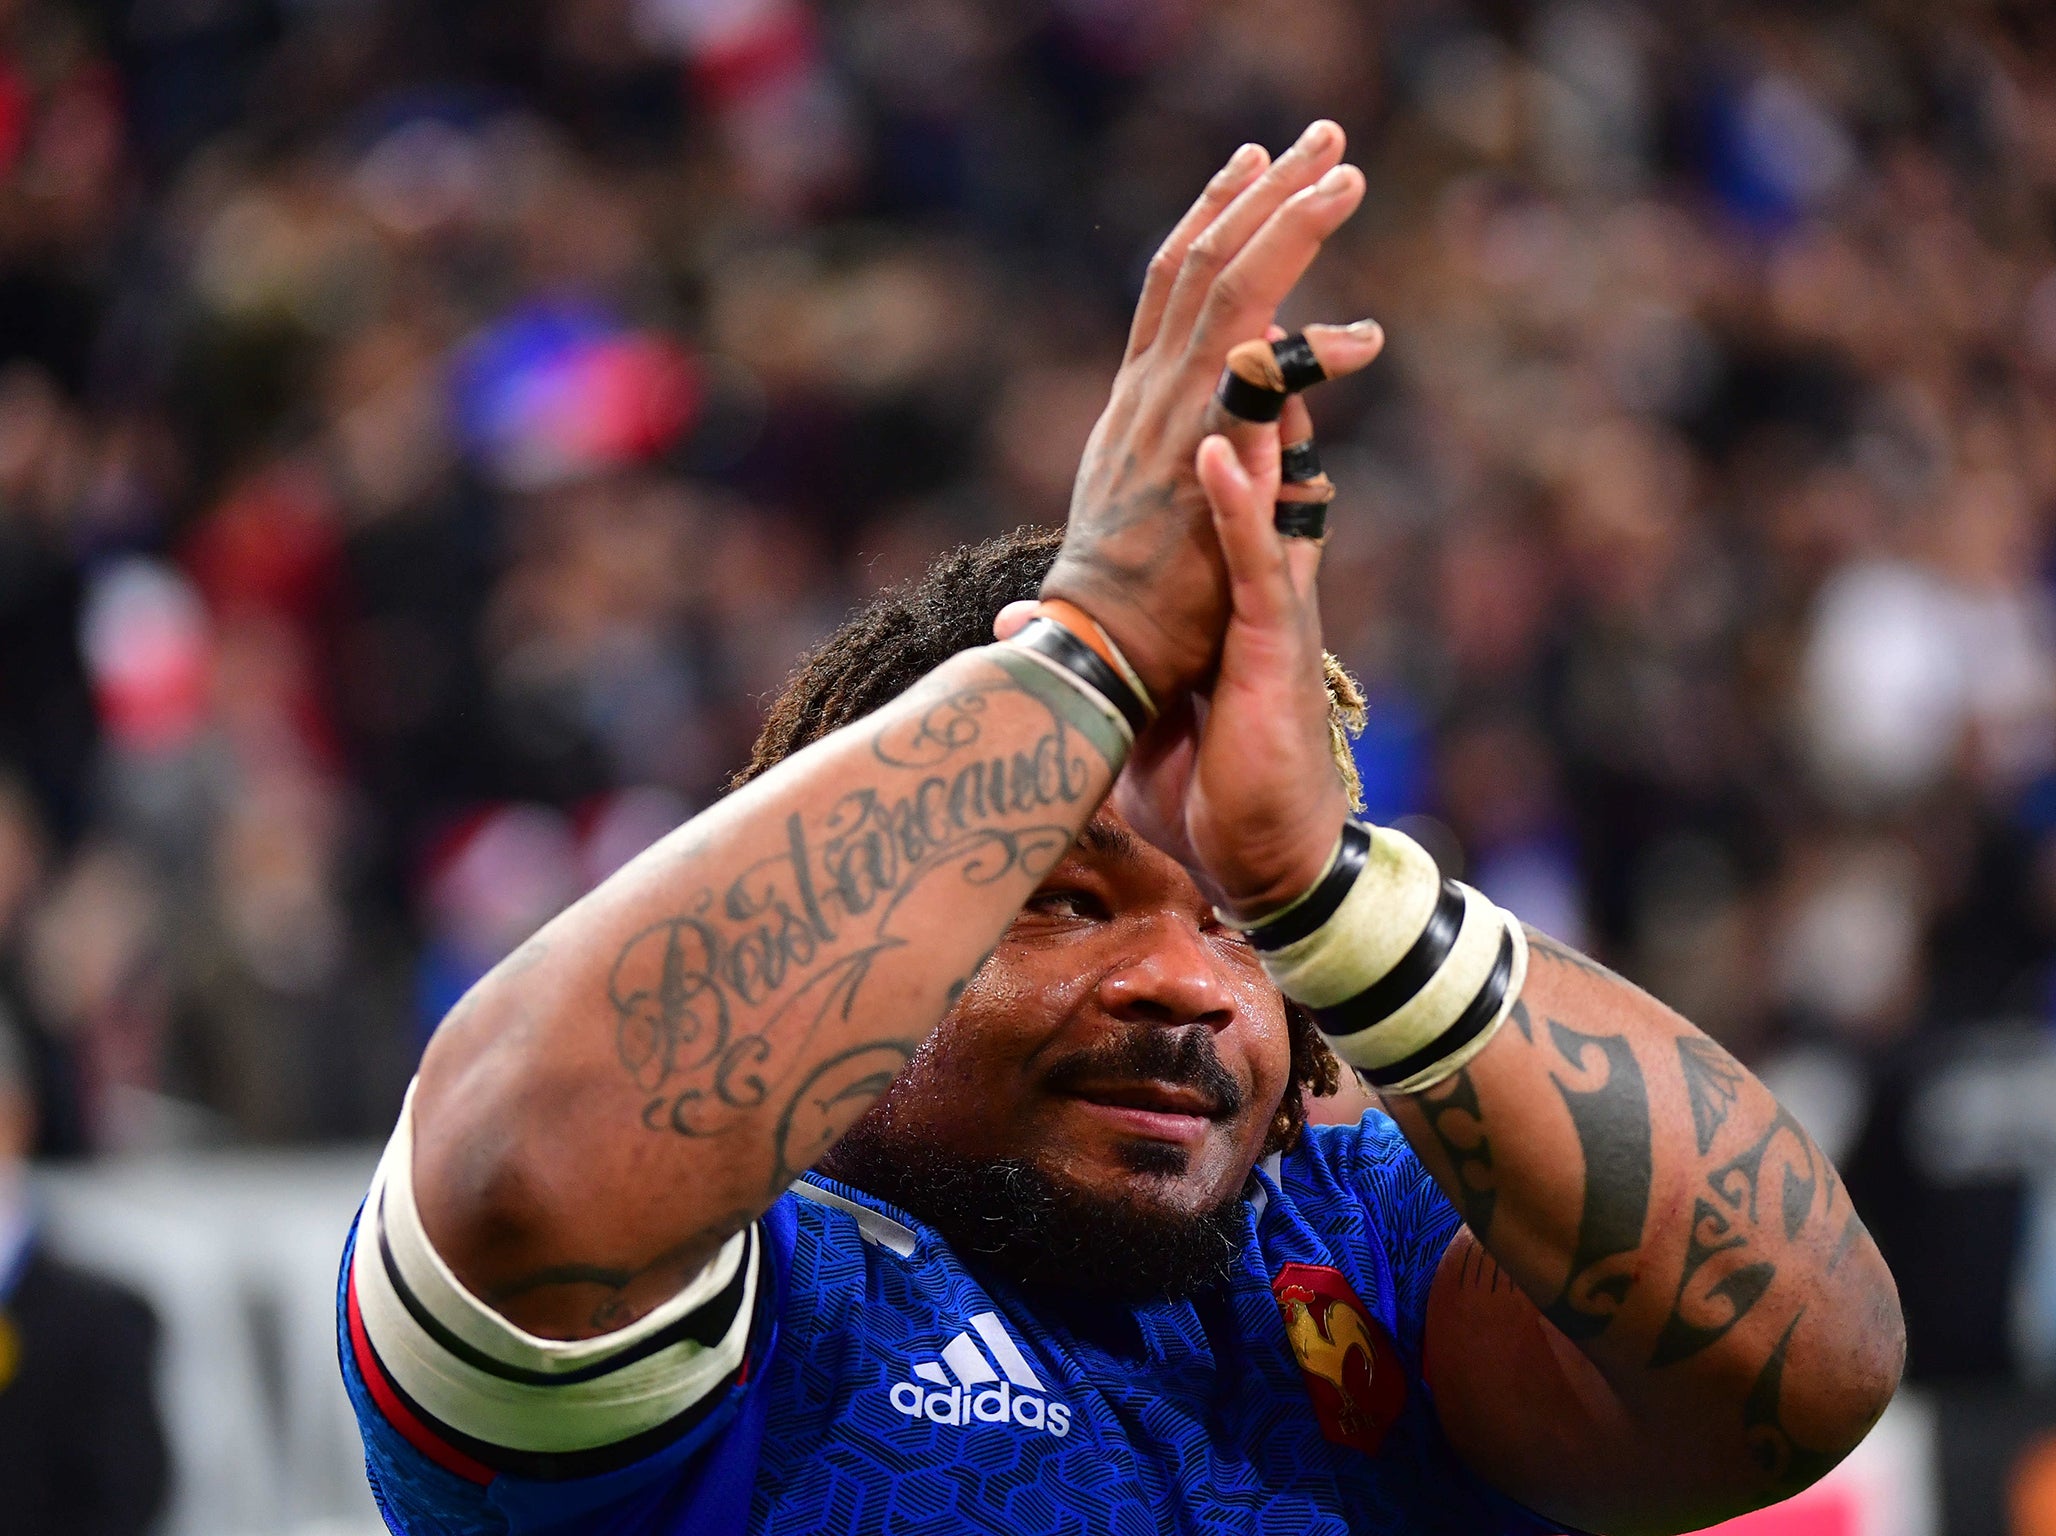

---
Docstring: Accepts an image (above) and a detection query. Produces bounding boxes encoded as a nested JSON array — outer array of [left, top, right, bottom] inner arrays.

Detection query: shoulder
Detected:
[[1283, 1112, 1432, 1200], [1272, 1113, 1461, 1354]]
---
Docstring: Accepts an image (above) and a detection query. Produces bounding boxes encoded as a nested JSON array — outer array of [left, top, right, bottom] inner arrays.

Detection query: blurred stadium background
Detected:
[[0, 0, 2051, 1531]]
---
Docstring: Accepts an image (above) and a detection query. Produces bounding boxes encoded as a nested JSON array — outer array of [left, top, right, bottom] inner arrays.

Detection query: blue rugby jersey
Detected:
[[339, 1112, 1565, 1535]]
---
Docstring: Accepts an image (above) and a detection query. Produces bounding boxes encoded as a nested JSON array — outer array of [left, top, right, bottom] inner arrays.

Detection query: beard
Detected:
[[818, 1027, 1254, 1303]]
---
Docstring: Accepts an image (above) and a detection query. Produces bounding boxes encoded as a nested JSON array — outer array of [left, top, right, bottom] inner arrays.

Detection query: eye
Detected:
[[1199, 909, 1262, 956], [1024, 887, 1109, 922]]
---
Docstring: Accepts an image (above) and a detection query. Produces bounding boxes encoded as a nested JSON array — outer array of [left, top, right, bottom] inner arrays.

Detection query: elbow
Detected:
[[1829, 1229, 1907, 1440], [1843, 1261, 1907, 1438], [1778, 1252, 1907, 1494], [410, 1022, 574, 1310], [411, 1084, 561, 1304]]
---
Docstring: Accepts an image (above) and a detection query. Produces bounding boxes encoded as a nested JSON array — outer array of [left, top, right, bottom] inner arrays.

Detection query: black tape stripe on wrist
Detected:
[[1355, 927, 1515, 1090], [1280, 439, 1323, 484], [1249, 821, 1371, 952], [1309, 879, 1467, 1036], [1273, 333, 1327, 393], [1216, 368, 1286, 423], [1274, 499, 1330, 539], [1014, 618, 1151, 738]]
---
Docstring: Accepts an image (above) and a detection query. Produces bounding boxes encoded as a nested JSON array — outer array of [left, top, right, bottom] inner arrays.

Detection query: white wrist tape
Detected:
[[990, 614, 1156, 771], [997, 643, 1135, 748], [1228, 821, 1528, 1094]]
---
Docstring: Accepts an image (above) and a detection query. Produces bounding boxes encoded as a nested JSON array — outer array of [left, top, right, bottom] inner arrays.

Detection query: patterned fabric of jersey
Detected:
[[338, 1113, 1565, 1535]]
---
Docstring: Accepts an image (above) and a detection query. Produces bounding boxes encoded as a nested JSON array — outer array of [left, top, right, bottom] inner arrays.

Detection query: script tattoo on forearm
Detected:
[[610, 677, 1100, 1146], [1540, 1016, 1653, 1341]]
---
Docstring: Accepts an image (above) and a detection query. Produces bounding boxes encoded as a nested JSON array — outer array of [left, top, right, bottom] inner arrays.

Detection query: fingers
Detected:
[[1196, 434, 1296, 634], [1188, 165, 1367, 360], [1126, 143, 1271, 362], [1272, 395, 1331, 590], [1201, 320, 1383, 488], [1150, 121, 1346, 358], [1207, 324, 1384, 423], [991, 600, 1038, 641], [1276, 393, 1320, 472]]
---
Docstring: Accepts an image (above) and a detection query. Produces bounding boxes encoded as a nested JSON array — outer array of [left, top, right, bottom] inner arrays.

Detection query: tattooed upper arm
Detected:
[[1538, 1015, 1652, 1341], [1413, 926, 1898, 1519]]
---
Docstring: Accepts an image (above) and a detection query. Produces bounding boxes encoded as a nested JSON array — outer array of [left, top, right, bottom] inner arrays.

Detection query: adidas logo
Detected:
[[887, 1311, 1073, 1438]]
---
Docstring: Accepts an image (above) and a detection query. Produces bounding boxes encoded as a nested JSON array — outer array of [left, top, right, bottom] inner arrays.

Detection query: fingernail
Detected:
[[1347, 318, 1383, 340], [1297, 120, 1338, 151], [1228, 142, 1262, 173], [1316, 164, 1354, 196]]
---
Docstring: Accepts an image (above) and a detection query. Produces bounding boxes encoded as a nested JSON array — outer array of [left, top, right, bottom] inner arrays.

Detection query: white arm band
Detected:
[[348, 1081, 758, 1473], [1225, 821, 1529, 1094]]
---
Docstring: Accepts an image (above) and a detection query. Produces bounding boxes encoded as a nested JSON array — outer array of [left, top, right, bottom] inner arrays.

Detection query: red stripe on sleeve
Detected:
[[347, 1264, 496, 1486]]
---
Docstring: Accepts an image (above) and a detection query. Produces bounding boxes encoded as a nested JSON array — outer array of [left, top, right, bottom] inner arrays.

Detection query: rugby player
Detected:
[[338, 122, 1903, 1534]]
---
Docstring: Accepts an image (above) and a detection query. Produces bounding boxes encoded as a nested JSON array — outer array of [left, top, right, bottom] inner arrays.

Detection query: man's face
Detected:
[[822, 807, 1295, 1292]]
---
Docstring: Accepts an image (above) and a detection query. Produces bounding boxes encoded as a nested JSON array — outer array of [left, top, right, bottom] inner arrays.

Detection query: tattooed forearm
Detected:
[[1540, 1016, 1653, 1340], [410, 648, 1128, 1341], [771, 1039, 920, 1189], [614, 674, 1098, 1140], [1649, 1196, 1777, 1367]]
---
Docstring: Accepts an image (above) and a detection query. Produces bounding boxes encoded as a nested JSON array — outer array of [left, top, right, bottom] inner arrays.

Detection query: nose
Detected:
[[1095, 914, 1237, 1029]]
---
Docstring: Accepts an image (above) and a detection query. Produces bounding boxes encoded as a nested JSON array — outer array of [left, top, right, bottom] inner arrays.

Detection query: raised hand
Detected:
[[1090, 381, 1346, 918], [1041, 122, 1383, 701], [1175, 411, 1350, 915]]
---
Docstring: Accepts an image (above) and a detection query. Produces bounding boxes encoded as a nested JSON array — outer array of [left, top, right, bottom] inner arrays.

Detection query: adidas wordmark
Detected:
[[887, 1311, 1073, 1438]]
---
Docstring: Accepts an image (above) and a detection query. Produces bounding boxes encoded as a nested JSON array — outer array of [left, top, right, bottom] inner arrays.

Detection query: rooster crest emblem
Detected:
[[1271, 1262, 1405, 1456]]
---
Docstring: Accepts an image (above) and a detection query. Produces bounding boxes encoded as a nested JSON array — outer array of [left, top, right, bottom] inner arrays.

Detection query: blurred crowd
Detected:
[[1, 0, 2054, 1383]]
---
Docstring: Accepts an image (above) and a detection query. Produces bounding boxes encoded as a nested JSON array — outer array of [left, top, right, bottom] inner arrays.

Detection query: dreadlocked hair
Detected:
[[735, 523, 1355, 1155]]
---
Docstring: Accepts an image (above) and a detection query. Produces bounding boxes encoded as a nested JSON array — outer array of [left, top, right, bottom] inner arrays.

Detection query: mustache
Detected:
[[1040, 1026, 1246, 1119]]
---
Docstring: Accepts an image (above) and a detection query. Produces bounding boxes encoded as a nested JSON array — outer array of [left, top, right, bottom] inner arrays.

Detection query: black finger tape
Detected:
[[1280, 439, 1323, 484], [1273, 333, 1327, 392], [1216, 369, 1285, 423], [1274, 499, 1330, 539]]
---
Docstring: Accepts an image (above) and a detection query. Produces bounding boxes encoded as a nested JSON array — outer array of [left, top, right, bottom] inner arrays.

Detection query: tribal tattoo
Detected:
[[1410, 928, 1888, 1498], [1416, 1067, 1499, 1240], [1539, 1016, 1653, 1341], [1650, 1035, 1880, 1488], [1741, 1310, 1839, 1491], [1678, 1035, 1744, 1157], [1649, 1037, 1845, 1371]]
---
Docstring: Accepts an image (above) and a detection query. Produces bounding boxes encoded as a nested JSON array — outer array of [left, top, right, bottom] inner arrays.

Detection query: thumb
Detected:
[[1197, 433, 1295, 632], [991, 599, 1038, 641]]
